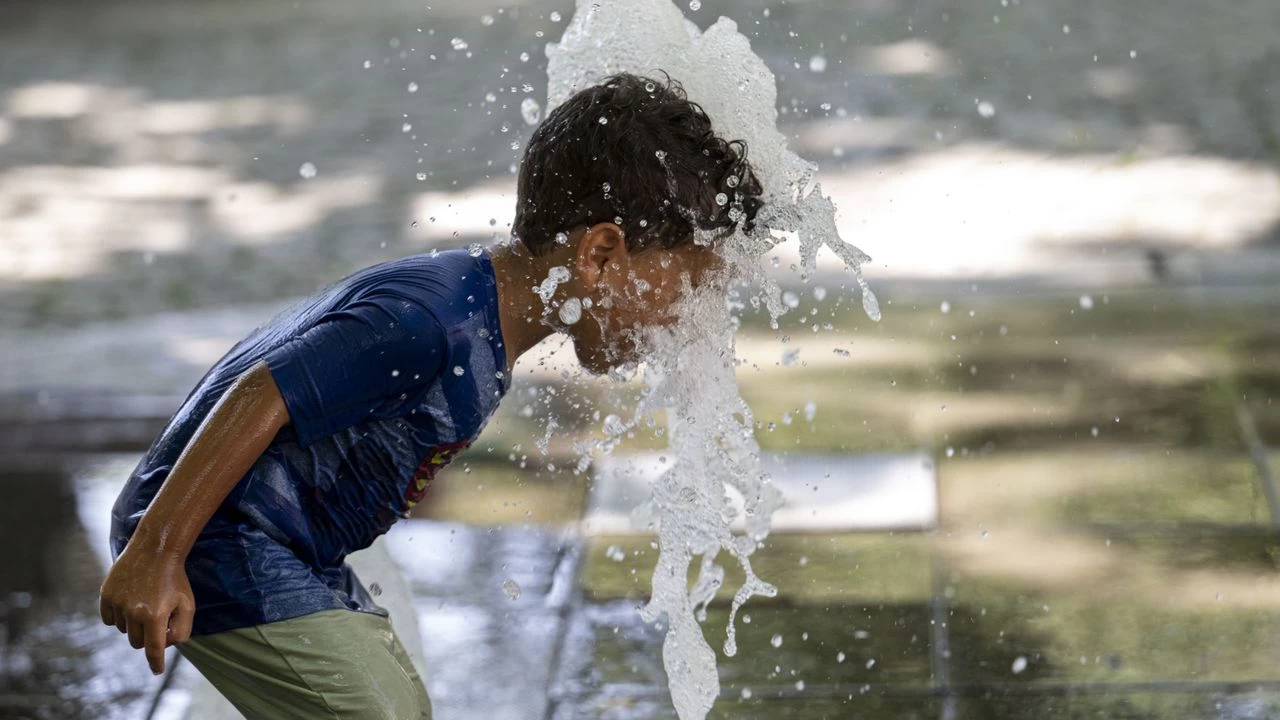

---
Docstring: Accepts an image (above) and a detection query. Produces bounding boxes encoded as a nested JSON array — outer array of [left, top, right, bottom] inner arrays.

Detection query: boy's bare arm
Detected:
[[99, 360, 290, 675]]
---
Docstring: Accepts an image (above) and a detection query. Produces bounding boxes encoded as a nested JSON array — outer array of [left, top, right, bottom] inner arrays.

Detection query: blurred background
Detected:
[[1, 0, 1278, 718]]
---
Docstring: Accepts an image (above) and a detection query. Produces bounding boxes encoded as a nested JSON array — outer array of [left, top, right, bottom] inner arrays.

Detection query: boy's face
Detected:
[[563, 224, 722, 374]]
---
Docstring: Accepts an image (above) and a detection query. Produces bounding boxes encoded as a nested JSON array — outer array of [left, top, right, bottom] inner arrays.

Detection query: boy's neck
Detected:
[[488, 241, 557, 371]]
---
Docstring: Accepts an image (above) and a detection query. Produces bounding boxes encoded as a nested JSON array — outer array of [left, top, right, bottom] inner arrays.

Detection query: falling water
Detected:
[[544, 1, 879, 717]]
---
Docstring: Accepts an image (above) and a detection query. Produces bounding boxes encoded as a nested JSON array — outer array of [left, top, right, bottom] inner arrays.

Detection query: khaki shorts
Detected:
[[178, 609, 431, 720]]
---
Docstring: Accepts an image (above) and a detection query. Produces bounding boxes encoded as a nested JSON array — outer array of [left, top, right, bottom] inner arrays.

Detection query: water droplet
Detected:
[[468, 243, 484, 257], [554, 232, 569, 245], [558, 297, 583, 325], [521, 97, 543, 125], [606, 545, 626, 562], [813, 286, 827, 301], [689, 0, 702, 9], [809, 55, 827, 73], [861, 289, 882, 322], [866, 658, 876, 670], [836, 651, 846, 663], [363, 60, 373, 69], [550, 10, 562, 22], [369, 582, 383, 596], [481, 14, 495, 26], [298, 162, 317, 179], [794, 680, 805, 691], [603, 414, 626, 436], [453, 366, 466, 377], [740, 688, 753, 700], [416, 172, 427, 181], [940, 300, 951, 314], [770, 634, 783, 648], [715, 192, 729, 206], [451, 38, 469, 51], [1091, 426, 1099, 438], [407, 82, 419, 93], [1012, 656, 1028, 674], [782, 292, 800, 309], [502, 578, 521, 600], [1079, 294, 1094, 310], [977, 101, 996, 118]]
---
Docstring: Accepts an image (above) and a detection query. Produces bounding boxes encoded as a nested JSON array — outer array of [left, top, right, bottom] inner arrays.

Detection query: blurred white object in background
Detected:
[[182, 536, 427, 720]]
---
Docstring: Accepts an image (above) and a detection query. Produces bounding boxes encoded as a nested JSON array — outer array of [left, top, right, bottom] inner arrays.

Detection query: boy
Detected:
[[100, 72, 762, 720]]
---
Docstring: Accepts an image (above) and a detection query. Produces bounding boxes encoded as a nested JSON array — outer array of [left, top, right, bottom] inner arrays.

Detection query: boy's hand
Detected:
[[99, 543, 195, 676]]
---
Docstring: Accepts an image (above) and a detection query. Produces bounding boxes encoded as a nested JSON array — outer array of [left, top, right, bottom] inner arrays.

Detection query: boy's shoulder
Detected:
[[344, 248, 499, 331]]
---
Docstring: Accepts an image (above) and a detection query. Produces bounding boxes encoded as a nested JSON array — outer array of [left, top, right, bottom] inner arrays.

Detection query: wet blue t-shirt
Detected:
[[110, 249, 510, 636]]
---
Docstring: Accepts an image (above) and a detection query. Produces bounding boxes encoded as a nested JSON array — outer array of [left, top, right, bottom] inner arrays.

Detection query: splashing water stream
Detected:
[[544, 2, 879, 717]]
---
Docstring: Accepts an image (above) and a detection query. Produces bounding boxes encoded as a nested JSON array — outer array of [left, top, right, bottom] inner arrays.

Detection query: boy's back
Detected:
[[110, 248, 509, 636]]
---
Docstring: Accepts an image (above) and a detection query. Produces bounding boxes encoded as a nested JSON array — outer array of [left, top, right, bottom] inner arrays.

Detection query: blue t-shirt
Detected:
[[110, 249, 510, 636]]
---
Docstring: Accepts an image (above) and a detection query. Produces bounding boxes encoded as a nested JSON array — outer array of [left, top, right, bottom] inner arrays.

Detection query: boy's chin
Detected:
[[575, 344, 637, 377]]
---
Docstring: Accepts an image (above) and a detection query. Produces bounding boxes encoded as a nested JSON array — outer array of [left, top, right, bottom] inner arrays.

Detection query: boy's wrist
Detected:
[[128, 521, 192, 564]]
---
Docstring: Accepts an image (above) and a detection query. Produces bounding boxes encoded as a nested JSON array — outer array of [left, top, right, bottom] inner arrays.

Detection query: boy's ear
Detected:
[[575, 222, 627, 287]]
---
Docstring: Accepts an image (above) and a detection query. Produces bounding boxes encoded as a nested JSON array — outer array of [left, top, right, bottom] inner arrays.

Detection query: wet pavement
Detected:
[[5, 371, 1280, 720], [2, 280, 1280, 718]]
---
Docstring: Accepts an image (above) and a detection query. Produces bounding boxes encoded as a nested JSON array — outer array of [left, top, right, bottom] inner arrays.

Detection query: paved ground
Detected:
[[3, 279, 1279, 719]]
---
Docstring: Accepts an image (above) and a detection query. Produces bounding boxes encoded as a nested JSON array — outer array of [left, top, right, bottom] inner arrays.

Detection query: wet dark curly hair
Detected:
[[512, 72, 764, 256]]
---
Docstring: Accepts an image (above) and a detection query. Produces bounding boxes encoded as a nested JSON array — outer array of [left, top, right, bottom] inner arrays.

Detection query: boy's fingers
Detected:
[[167, 599, 194, 646], [99, 596, 114, 627], [145, 615, 168, 675], [127, 616, 146, 649]]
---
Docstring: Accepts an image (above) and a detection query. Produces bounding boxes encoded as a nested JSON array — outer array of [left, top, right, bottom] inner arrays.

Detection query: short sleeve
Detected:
[[264, 294, 448, 447]]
